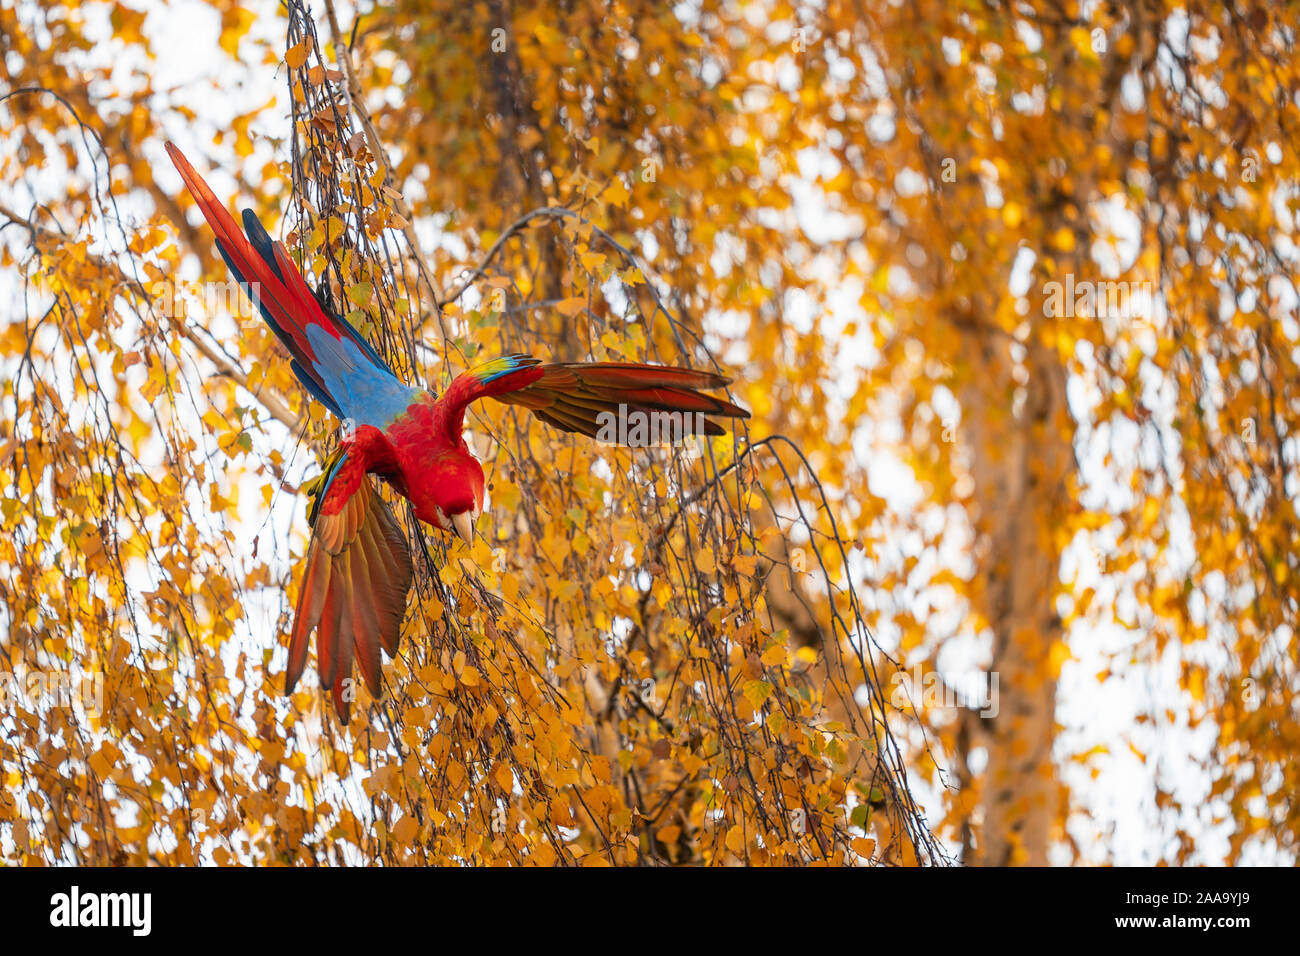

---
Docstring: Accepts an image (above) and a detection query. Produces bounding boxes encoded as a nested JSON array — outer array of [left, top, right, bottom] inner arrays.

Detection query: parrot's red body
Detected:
[[165, 143, 748, 720]]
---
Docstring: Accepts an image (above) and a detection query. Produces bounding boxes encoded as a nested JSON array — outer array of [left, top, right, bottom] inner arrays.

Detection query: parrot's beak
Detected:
[[451, 510, 475, 544]]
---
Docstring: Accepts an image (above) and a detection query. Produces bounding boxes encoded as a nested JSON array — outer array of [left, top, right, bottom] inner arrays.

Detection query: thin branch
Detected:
[[439, 208, 570, 306], [0, 202, 299, 430], [322, 0, 445, 346]]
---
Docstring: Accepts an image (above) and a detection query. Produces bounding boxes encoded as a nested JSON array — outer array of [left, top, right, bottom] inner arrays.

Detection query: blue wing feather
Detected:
[[303, 325, 421, 428], [214, 210, 412, 425]]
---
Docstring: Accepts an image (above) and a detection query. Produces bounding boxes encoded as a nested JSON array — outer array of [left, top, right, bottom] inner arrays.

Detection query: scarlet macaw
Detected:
[[165, 143, 748, 720]]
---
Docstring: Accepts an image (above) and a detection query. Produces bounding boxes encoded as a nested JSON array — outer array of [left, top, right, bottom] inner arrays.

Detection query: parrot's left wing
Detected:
[[290, 448, 413, 721]]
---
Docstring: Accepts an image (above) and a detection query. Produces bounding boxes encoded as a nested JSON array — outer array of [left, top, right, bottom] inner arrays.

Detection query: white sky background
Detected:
[[2, 0, 1285, 864]]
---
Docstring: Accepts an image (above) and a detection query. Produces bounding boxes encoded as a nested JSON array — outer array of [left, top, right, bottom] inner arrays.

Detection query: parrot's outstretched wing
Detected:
[[440, 354, 749, 440], [290, 448, 413, 721], [166, 142, 418, 429]]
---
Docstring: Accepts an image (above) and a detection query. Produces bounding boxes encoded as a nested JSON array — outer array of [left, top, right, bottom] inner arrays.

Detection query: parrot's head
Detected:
[[409, 448, 484, 544]]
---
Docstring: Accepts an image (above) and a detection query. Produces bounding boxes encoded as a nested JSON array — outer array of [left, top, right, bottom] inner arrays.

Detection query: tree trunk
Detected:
[[962, 329, 1072, 865]]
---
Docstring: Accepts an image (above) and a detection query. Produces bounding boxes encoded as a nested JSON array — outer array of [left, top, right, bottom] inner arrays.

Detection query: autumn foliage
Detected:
[[1, 0, 1297, 866]]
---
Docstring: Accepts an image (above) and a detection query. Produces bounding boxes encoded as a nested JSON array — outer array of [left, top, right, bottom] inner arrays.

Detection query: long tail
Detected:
[[164, 142, 402, 422]]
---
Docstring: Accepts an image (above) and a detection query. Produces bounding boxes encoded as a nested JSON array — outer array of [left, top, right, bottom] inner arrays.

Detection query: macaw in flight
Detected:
[[165, 142, 748, 721]]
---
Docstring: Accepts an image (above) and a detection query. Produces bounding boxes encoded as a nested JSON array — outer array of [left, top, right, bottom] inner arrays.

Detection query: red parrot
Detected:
[[165, 142, 748, 720]]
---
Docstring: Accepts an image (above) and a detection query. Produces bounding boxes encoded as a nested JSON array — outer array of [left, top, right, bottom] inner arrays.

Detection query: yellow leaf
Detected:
[[391, 814, 418, 843], [851, 837, 876, 858], [604, 177, 630, 207], [742, 679, 772, 709], [725, 824, 745, 856], [554, 296, 586, 317], [1048, 639, 1072, 679], [531, 844, 557, 866], [286, 39, 311, 70], [219, 8, 255, 57]]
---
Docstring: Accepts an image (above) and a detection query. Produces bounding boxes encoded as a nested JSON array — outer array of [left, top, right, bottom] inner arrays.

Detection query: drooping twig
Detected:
[[1, 202, 298, 430], [321, 0, 447, 349]]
